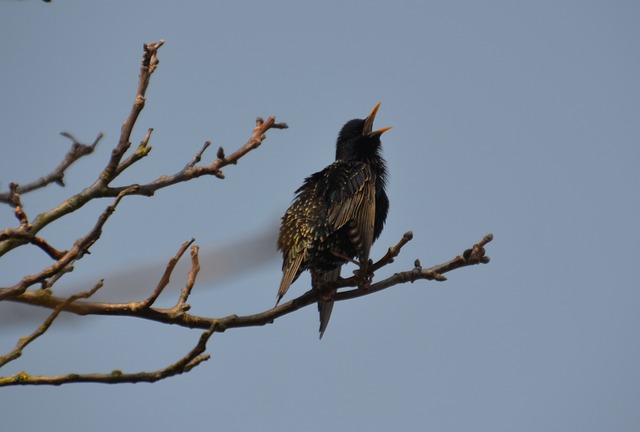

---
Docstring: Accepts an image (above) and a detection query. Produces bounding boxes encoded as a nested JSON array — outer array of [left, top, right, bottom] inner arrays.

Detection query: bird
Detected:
[[276, 102, 391, 338]]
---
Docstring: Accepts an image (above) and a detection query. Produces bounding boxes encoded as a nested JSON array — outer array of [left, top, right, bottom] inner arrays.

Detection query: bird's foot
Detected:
[[318, 292, 335, 302], [330, 250, 360, 266], [354, 259, 374, 289]]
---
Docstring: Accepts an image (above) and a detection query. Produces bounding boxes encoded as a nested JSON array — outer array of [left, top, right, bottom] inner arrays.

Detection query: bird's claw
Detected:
[[354, 264, 373, 290]]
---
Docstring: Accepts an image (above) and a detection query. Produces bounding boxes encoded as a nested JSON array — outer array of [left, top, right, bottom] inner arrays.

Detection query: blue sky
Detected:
[[1, 1, 639, 431]]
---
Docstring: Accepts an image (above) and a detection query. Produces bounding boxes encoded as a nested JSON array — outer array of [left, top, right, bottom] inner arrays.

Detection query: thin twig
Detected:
[[0, 133, 102, 203], [138, 239, 195, 309], [0, 184, 65, 259], [0, 187, 138, 301], [100, 40, 164, 184], [8, 183, 29, 227], [175, 245, 201, 311], [0, 323, 215, 387], [369, 231, 414, 272], [115, 128, 154, 175], [105, 115, 289, 196], [0, 281, 103, 368], [185, 141, 212, 169], [0, 230, 66, 260]]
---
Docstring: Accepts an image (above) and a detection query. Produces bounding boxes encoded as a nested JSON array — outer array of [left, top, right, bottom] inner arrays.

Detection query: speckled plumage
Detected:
[[276, 103, 391, 338]]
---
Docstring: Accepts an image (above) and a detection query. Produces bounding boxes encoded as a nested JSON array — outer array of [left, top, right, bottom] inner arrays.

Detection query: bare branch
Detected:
[[369, 230, 414, 273], [0, 41, 166, 259], [176, 245, 201, 310], [104, 115, 289, 196], [8, 233, 494, 332], [138, 239, 195, 309], [115, 128, 154, 175], [7, 183, 29, 227], [0, 184, 66, 259], [219, 232, 494, 328], [0, 229, 66, 260], [0, 281, 103, 368], [0, 42, 286, 260], [0, 187, 138, 301], [100, 40, 164, 184], [0, 133, 102, 203], [0, 323, 215, 387], [185, 141, 212, 169]]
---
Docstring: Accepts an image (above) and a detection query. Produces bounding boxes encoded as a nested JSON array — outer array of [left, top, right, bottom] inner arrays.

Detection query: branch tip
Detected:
[[261, 116, 275, 130]]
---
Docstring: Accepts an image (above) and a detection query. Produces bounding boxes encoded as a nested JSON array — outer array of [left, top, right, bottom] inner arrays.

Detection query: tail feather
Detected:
[[313, 267, 341, 339], [318, 301, 334, 339]]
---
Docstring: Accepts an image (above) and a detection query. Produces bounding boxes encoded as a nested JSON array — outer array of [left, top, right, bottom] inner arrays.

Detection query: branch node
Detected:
[[184, 141, 212, 169], [8, 183, 29, 227]]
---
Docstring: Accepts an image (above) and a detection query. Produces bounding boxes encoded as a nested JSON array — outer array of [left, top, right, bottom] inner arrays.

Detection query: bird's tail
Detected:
[[313, 267, 341, 339]]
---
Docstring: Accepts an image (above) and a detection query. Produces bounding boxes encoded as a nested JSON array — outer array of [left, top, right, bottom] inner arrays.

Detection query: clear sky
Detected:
[[1, 1, 639, 431]]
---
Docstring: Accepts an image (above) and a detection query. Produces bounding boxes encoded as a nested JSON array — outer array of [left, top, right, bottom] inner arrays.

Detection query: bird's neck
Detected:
[[368, 154, 388, 182], [338, 153, 387, 181]]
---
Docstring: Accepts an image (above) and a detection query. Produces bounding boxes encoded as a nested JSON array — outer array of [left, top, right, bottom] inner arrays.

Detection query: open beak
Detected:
[[363, 102, 392, 137]]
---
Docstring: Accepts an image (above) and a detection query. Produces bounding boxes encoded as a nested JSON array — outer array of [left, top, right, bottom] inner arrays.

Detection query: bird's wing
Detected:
[[277, 252, 304, 303], [327, 162, 376, 263], [276, 172, 325, 303]]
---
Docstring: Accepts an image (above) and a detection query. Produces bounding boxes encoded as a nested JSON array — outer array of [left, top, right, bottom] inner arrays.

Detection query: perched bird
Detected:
[[276, 103, 391, 338]]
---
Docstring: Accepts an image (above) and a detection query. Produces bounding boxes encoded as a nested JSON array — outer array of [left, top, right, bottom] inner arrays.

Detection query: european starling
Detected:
[[276, 103, 391, 338]]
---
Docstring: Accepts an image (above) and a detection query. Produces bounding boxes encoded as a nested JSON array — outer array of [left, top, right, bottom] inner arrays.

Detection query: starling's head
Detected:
[[336, 102, 392, 161]]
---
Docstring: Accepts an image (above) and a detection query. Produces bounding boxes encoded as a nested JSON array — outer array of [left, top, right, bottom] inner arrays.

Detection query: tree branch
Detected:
[[0, 132, 102, 203], [0, 241, 213, 387], [0, 187, 138, 301], [0, 324, 215, 387], [100, 40, 164, 184], [0, 40, 287, 261], [138, 239, 195, 310], [7, 233, 493, 332], [0, 281, 103, 368], [103, 116, 289, 196]]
